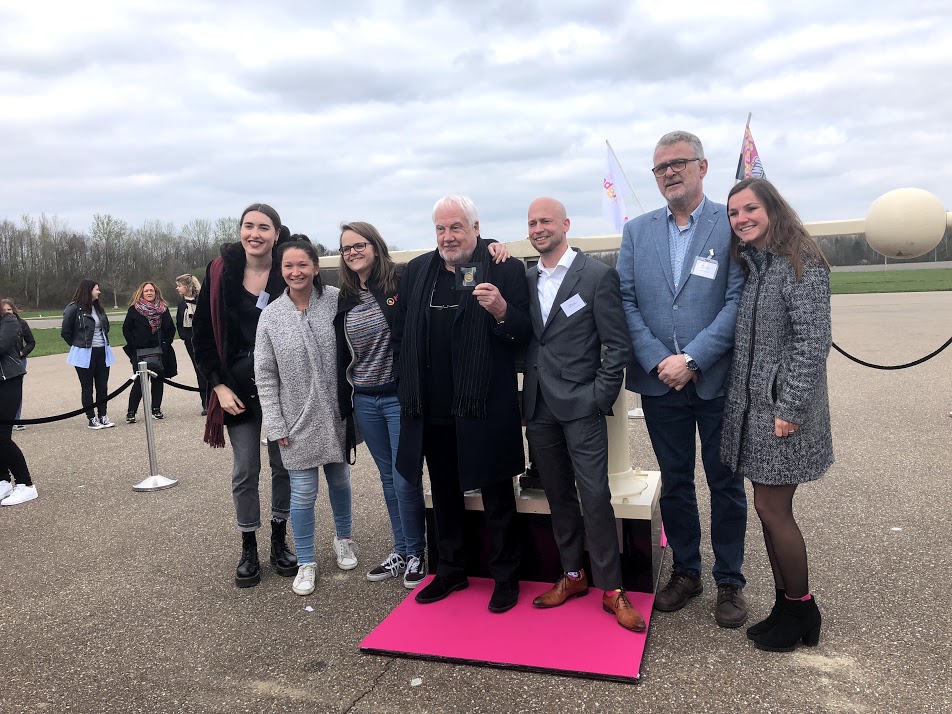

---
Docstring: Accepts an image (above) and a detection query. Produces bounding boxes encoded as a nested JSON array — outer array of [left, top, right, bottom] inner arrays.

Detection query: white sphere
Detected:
[[865, 188, 947, 259]]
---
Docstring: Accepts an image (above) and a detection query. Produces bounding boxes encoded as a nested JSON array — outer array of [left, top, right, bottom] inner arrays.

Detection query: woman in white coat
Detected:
[[255, 238, 356, 596]]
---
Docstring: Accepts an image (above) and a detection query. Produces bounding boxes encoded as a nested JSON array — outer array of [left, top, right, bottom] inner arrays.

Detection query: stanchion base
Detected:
[[132, 475, 179, 492], [628, 408, 645, 419]]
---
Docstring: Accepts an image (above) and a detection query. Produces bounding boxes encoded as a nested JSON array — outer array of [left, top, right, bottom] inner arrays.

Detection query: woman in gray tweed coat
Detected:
[[255, 239, 356, 597], [721, 178, 833, 653]]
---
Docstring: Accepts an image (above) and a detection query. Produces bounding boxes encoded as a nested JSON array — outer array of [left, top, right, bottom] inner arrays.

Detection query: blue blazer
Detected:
[[617, 198, 744, 399]]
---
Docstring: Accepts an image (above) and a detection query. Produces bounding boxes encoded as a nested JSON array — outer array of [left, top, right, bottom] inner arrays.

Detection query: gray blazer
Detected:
[[617, 198, 745, 399], [523, 250, 630, 421]]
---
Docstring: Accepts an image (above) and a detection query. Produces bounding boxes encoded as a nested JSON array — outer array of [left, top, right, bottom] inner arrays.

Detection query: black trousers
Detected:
[[0, 376, 31, 485], [183, 337, 208, 409], [422, 422, 520, 583], [75, 346, 110, 419], [128, 367, 165, 414]]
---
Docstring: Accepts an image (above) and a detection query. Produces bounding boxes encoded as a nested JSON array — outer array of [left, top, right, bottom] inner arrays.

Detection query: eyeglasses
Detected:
[[340, 242, 370, 255], [651, 158, 701, 178]]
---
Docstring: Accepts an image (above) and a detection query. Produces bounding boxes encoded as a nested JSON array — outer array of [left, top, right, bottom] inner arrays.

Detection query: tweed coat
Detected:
[[254, 286, 346, 471], [720, 248, 834, 484]]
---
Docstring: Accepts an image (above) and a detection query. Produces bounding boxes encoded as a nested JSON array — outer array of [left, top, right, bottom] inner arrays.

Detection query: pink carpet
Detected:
[[360, 577, 654, 683]]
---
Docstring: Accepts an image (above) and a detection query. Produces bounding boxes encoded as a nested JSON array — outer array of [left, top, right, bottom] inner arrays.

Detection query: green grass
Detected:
[[829, 268, 952, 294], [28, 328, 126, 358], [16, 309, 125, 320]]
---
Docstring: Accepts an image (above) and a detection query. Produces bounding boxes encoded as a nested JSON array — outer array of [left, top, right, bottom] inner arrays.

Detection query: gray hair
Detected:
[[432, 194, 479, 227], [656, 131, 705, 161]]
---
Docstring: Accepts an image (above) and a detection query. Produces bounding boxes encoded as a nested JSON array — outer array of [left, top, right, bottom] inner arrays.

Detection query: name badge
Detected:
[[255, 290, 270, 310], [690, 255, 718, 280], [560, 294, 586, 317]]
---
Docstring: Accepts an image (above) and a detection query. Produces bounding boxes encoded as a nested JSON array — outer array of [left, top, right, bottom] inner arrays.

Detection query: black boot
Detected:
[[235, 531, 261, 588], [753, 595, 821, 652], [746, 588, 785, 640], [270, 518, 298, 577]]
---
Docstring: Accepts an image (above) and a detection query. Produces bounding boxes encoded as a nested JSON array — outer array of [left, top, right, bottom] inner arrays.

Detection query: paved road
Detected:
[[2, 292, 951, 713]]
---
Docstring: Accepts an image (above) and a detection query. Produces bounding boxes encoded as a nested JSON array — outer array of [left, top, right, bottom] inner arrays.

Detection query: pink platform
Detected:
[[360, 577, 655, 683]]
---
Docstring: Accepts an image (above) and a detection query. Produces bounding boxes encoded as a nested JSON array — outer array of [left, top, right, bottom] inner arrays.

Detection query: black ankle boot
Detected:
[[235, 531, 261, 588], [746, 588, 785, 640], [753, 595, 821, 652], [269, 518, 298, 577]]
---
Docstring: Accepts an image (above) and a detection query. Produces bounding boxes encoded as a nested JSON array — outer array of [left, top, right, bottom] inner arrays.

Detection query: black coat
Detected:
[[61, 303, 111, 349], [393, 246, 531, 491], [122, 305, 178, 378]]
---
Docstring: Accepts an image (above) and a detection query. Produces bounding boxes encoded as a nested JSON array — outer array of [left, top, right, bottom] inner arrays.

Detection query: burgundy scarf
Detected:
[[134, 298, 167, 333], [203, 257, 227, 448]]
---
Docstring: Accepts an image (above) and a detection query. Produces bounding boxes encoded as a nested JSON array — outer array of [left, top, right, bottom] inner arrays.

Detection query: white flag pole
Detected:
[[606, 140, 646, 216]]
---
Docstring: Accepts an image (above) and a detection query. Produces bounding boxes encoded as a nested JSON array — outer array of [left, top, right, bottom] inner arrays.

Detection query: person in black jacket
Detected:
[[122, 281, 177, 422], [61, 279, 116, 430], [393, 194, 532, 614], [174, 274, 208, 414], [0, 310, 36, 505], [191, 203, 297, 588], [1, 299, 34, 431]]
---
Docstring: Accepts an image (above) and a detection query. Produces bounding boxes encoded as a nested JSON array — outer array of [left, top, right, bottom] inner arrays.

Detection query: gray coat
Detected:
[[720, 249, 834, 484], [255, 286, 346, 471]]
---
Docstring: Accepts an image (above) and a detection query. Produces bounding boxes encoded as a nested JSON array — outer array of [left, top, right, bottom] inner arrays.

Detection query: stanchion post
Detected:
[[132, 360, 178, 492]]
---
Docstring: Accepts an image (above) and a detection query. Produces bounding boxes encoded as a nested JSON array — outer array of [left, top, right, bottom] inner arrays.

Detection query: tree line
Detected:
[[0, 213, 335, 310]]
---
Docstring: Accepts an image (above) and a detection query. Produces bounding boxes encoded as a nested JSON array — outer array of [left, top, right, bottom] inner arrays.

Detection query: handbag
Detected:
[[135, 346, 165, 374]]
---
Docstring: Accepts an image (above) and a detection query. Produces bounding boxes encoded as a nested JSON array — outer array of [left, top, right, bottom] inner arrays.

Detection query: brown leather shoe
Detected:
[[532, 571, 589, 608], [715, 584, 749, 628], [654, 572, 703, 612], [602, 589, 646, 632]]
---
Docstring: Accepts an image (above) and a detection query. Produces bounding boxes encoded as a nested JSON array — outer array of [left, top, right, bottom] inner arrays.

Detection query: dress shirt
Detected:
[[537, 247, 579, 324], [667, 197, 707, 289]]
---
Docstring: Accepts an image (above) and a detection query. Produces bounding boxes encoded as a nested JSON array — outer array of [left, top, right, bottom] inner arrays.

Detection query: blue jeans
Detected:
[[641, 383, 747, 587], [353, 393, 425, 557], [288, 463, 352, 564]]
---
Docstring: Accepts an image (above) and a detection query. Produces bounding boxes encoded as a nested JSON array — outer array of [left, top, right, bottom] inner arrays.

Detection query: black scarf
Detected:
[[399, 239, 494, 419]]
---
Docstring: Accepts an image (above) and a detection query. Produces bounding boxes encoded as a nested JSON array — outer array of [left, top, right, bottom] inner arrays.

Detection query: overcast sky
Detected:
[[2, 0, 950, 249]]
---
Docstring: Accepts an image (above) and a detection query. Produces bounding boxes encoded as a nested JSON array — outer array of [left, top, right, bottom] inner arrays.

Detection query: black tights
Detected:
[[753, 483, 809, 598]]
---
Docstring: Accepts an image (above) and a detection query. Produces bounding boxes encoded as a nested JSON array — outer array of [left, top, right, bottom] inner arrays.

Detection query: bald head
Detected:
[[528, 197, 570, 265]]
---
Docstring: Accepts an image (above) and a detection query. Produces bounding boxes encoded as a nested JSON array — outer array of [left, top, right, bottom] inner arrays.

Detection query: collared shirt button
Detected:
[[673, 304, 679, 310]]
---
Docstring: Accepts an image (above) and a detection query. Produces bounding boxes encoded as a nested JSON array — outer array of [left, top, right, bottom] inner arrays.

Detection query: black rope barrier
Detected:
[[161, 377, 202, 393], [832, 335, 952, 370], [0, 378, 135, 426]]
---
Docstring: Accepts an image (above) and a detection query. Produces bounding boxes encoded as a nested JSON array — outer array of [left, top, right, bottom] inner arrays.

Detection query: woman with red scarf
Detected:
[[122, 281, 177, 422]]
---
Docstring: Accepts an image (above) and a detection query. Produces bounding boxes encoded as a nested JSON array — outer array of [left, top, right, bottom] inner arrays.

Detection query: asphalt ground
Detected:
[[1, 291, 951, 714]]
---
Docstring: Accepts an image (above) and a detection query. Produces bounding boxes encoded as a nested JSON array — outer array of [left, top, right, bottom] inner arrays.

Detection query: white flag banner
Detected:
[[602, 147, 632, 232]]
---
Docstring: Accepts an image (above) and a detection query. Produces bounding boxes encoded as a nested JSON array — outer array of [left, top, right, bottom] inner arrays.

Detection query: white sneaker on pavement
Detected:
[[333, 537, 358, 571], [403, 555, 428, 589], [367, 553, 406, 582], [0, 481, 13, 500], [1, 484, 38, 506], [292, 563, 317, 595], [99, 416, 115, 428], [88, 418, 104, 430]]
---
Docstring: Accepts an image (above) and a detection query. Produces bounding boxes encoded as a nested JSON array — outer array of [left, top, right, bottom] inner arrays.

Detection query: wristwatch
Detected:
[[684, 353, 699, 372]]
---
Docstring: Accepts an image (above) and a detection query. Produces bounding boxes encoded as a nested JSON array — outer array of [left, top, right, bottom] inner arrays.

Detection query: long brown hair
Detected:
[[1, 298, 20, 317], [71, 279, 105, 315], [728, 178, 830, 280], [128, 281, 165, 307], [338, 222, 398, 298]]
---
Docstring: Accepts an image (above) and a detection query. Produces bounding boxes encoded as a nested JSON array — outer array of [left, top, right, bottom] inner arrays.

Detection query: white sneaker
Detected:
[[0, 481, 12, 500], [12, 424, 25, 431], [403, 555, 428, 589], [333, 537, 359, 571], [1, 483, 38, 506], [292, 562, 317, 595], [99, 416, 115, 428], [87, 418, 104, 430], [367, 553, 406, 582]]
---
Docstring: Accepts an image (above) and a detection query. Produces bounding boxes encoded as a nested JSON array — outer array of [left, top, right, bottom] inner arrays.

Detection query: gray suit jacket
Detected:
[[617, 198, 744, 399], [523, 250, 630, 422]]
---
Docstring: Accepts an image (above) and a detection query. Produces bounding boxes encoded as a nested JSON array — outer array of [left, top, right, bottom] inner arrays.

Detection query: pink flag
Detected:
[[735, 125, 765, 180]]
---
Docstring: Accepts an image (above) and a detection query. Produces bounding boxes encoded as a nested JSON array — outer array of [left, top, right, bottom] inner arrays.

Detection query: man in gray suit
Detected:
[[617, 131, 749, 628], [522, 197, 644, 632]]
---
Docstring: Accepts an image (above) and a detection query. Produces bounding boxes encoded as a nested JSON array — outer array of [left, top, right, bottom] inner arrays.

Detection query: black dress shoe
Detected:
[[235, 532, 261, 588], [488, 581, 519, 613], [654, 572, 703, 612], [415, 574, 469, 604]]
